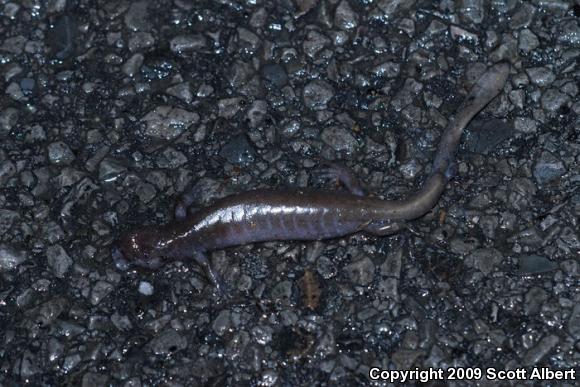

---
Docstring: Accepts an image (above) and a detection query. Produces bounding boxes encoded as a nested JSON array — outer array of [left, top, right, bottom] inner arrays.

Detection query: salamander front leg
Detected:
[[363, 220, 407, 236], [192, 250, 224, 294], [317, 161, 365, 196], [174, 192, 196, 220], [175, 180, 205, 220]]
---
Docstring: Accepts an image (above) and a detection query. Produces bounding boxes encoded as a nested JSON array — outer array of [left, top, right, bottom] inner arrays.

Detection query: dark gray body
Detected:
[[115, 63, 510, 289], [164, 178, 445, 253]]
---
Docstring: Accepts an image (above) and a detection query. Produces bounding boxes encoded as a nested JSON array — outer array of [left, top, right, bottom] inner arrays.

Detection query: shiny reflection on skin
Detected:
[[158, 203, 325, 252], [195, 204, 320, 231]]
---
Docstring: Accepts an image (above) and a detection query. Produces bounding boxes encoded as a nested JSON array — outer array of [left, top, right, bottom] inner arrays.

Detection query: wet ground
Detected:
[[0, 0, 579, 386]]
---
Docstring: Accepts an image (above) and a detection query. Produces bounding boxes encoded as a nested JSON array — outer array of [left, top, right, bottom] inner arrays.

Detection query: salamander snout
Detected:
[[115, 228, 163, 270]]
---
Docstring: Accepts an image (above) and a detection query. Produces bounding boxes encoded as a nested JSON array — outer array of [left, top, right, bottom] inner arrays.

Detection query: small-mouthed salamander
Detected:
[[114, 63, 510, 291]]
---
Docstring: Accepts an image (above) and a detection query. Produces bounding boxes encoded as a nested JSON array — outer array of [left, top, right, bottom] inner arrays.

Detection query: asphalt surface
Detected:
[[0, 0, 579, 386]]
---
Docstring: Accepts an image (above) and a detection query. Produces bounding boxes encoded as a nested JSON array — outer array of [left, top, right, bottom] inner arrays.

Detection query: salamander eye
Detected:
[[116, 228, 165, 269], [116, 231, 146, 261]]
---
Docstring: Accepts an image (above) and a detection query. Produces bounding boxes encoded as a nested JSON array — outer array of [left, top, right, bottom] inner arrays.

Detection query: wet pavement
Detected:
[[0, 0, 579, 386]]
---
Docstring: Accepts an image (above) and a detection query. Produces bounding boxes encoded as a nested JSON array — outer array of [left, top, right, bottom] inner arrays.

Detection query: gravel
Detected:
[[0, 244, 28, 271], [0, 1, 578, 385], [46, 244, 73, 278]]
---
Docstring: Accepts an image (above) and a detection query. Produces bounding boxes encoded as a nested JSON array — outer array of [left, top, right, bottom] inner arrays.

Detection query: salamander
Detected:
[[113, 62, 510, 290]]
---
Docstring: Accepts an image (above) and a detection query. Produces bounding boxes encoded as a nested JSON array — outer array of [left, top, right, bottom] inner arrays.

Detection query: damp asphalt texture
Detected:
[[1, 0, 579, 386]]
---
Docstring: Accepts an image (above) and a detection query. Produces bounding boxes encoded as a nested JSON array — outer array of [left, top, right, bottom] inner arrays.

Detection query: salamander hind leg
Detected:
[[317, 161, 365, 196], [432, 152, 458, 181], [363, 220, 407, 236], [444, 159, 458, 181]]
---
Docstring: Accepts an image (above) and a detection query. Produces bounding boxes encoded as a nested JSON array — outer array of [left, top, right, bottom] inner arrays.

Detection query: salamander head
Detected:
[[114, 227, 163, 270]]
